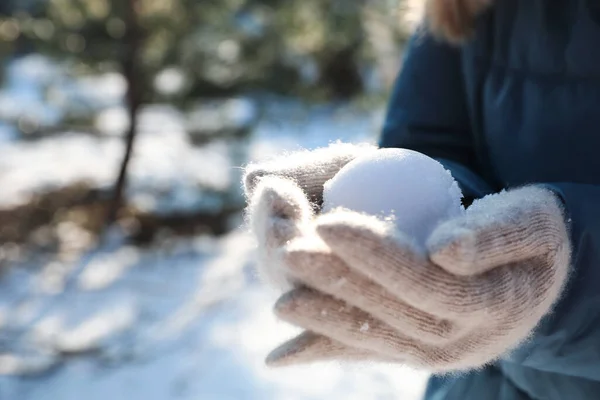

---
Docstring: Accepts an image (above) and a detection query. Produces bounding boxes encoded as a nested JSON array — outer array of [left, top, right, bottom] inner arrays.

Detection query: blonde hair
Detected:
[[423, 0, 492, 44]]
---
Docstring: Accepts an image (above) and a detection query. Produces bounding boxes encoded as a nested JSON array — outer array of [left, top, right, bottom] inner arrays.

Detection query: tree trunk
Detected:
[[108, 0, 142, 225]]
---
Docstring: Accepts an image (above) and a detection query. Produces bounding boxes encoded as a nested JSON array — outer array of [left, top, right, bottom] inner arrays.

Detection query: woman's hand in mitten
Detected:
[[243, 142, 376, 288], [263, 186, 572, 372]]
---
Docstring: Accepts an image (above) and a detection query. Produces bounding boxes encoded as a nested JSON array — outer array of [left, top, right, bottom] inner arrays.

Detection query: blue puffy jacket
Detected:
[[379, 1, 600, 399]]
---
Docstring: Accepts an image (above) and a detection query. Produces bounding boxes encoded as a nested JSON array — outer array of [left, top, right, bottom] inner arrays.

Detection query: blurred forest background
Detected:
[[0, 0, 417, 249], [0, 1, 430, 399]]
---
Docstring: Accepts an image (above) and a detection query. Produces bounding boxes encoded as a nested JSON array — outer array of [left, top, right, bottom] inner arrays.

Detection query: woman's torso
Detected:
[[461, 0, 600, 188]]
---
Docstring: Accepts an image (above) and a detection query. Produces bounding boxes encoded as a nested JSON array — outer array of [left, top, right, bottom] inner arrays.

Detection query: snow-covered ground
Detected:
[[0, 55, 430, 399], [0, 228, 430, 400]]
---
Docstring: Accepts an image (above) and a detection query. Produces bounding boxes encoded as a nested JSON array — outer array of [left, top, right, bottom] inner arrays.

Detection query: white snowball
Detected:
[[322, 148, 464, 245]]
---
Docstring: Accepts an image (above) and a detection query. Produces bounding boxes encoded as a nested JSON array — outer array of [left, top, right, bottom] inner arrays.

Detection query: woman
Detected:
[[243, 0, 600, 398]]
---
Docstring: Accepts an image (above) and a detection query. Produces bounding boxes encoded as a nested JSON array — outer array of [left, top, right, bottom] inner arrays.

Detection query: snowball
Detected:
[[322, 148, 464, 245]]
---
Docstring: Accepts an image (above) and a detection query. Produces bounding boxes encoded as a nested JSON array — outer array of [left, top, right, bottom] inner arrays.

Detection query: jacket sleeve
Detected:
[[379, 30, 495, 202], [503, 181, 600, 383]]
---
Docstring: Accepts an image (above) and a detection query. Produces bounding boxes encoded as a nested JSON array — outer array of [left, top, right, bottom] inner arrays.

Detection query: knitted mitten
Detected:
[[244, 142, 376, 288]]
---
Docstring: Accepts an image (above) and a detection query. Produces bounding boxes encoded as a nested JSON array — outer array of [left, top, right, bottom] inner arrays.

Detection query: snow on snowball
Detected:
[[322, 147, 465, 246]]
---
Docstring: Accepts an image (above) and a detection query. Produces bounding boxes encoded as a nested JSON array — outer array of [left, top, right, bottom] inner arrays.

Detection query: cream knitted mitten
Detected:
[[244, 142, 377, 289]]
